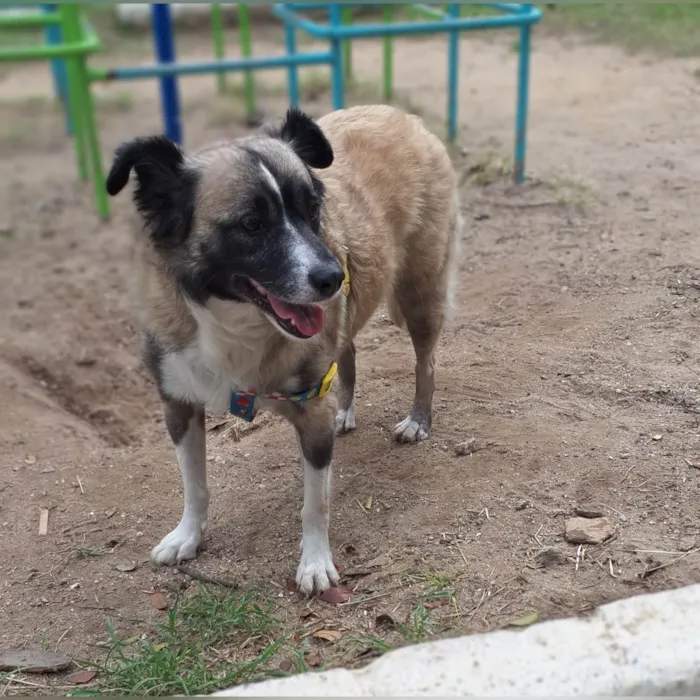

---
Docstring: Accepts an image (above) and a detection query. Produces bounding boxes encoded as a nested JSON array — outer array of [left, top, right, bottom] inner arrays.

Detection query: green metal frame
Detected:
[[237, 4, 257, 118], [0, 3, 535, 220], [0, 5, 108, 218]]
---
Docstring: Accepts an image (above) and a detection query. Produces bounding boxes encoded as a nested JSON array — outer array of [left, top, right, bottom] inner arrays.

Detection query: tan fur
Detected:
[[124, 104, 461, 593], [135, 105, 459, 398]]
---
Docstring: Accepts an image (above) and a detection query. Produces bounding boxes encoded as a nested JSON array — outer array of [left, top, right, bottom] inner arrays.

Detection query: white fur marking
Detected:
[[289, 226, 316, 276], [259, 162, 283, 204], [151, 414, 210, 565], [394, 416, 429, 443], [295, 457, 339, 595], [335, 396, 356, 434], [160, 299, 275, 414]]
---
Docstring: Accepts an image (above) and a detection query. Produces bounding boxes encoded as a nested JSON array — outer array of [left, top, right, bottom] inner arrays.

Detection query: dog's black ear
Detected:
[[272, 107, 333, 169], [106, 136, 197, 244]]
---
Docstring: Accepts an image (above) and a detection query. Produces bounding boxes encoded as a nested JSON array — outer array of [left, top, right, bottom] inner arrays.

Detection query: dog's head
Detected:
[[106, 108, 343, 340]]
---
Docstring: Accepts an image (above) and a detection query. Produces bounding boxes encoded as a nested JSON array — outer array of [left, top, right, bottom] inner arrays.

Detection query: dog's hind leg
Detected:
[[392, 286, 444, 443], [335, 342, 356, 434], [286, 398, 340, 596], [151, 400, 209, 565], [393, 208, 459, 443]]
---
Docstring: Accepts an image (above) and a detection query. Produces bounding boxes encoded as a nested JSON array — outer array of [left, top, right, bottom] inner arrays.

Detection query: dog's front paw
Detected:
[[151, 519, 207, 566], [296, 548, 339, 596], [394, 416, 430, 443], [335, 404, 356, 435]]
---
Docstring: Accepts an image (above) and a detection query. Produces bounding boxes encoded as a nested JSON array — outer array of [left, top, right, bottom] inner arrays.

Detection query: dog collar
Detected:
[[230, 362, 338, 422], [230, 251, 349, 422]]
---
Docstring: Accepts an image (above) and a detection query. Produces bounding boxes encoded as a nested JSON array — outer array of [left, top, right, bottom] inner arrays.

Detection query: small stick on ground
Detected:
[[641, 547, 700, 579], [533, 524, 544, 548], [54, 627, 71, 651], [620, 464, 636, 483], [38, 508, 49, 536], [466, 589, 488, 623], [340, 590, 393, 607], [356, 499, 369, 515], [575, 544, 583, 572], [2, 677, 49, 690], [76, 475, 84, 494], [477, 198, 559, 209], [456, 542, 468, 568], [62, 518, 98, 534], [177, 564, 238, 588]]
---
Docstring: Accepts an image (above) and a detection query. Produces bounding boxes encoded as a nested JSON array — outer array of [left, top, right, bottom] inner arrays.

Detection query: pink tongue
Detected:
[[267, 295, 325, 337]]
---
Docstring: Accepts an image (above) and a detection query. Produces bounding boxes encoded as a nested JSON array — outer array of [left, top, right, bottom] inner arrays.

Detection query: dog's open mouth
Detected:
[[244, 279, 325, 338]]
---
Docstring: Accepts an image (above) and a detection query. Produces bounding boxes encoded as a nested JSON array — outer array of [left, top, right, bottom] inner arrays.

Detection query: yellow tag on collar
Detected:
[[341, 250, 350, 297], [318, 362, 338, 398]]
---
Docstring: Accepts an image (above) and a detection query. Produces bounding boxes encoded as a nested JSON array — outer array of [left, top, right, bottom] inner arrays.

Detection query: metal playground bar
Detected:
[[0, 3, 542, 219]]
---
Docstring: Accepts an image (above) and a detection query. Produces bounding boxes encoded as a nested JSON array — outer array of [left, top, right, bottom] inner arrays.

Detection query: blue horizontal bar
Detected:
[[103, 51, 334, 81], [274, 5, 541, 40]]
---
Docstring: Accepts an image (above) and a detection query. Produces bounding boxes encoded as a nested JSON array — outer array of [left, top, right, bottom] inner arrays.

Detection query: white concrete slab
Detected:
[[213, 584, 700, 696]]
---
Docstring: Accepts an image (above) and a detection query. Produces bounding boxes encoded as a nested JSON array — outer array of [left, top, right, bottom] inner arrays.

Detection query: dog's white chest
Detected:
[[159, 302, 271, 414], [160, 349, 246, 414]]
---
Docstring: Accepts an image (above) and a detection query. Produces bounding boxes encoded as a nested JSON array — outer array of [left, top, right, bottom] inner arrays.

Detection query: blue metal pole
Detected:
[[285, 17, 299, 107], [447, 3, 460, 142], [514, 4, 532, 183], [101, 51, 335, 81], [273, 5, 541, 39], [151, 3, 182, 144], [43, 3, 72, 135], [328, 3, 344, 110]]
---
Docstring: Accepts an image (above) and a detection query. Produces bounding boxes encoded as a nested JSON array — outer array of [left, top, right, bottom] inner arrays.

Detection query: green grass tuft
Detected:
[[83, 586, 287, 696], [542, 3, 700, 57]]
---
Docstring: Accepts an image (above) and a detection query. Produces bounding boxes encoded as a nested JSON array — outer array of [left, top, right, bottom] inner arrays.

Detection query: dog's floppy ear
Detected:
[[267, 107, 333, 169], [106, 136, 197, 244]]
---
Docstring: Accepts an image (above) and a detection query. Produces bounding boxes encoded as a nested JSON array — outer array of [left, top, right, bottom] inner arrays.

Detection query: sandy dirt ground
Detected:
[[1, 23, 700, 689]]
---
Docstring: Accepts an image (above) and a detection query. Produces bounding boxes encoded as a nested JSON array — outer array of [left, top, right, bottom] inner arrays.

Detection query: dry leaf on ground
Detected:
[[319, 586, 353, 604], [313, 629, 343, 642], [507, 612, 539, 627], [67, 670, 97, 685], [151, 592, 168, 610], [306, 651, 323, 667]]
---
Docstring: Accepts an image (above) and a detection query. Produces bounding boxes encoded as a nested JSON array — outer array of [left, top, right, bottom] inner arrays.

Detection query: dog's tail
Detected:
[[444, 185, 464, 326]]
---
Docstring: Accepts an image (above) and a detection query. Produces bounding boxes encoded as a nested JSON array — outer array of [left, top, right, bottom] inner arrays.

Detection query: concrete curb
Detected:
[[213, 584, 700, 696]]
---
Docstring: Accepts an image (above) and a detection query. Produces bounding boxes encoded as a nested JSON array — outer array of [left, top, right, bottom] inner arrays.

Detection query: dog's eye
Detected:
[[242, 215, 263, 232], [309, 202, 320, 221]]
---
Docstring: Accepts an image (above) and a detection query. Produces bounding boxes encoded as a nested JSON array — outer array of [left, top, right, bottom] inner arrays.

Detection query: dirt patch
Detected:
[[1, 26, 700, 693]]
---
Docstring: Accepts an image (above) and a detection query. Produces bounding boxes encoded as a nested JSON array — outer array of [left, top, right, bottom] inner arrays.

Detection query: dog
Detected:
[[106, 104, 461, 595]]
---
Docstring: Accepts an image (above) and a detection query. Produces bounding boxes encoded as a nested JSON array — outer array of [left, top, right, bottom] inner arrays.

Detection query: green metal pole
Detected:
[[60, 5, 87, 182], [382, 5, 393, 101], [341, 5, 352, 85], [211, 4, 226, 94], [237, 4, 256, 117], [78, 62, 108, 219], [63, 6, 108, 218]]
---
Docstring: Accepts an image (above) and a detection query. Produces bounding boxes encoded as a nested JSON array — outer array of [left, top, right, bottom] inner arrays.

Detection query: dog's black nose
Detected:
[[308, 262, 344, 299]]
